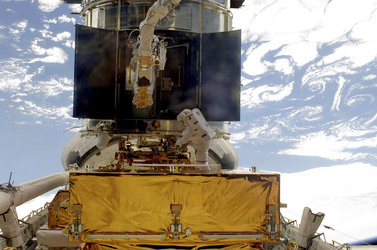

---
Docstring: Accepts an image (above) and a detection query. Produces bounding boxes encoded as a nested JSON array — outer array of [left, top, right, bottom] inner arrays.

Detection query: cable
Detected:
[[323, 225, 372, 246], [128, 29, 140, 40]]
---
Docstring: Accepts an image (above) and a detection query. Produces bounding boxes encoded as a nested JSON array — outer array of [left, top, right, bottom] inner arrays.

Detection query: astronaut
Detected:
[[176, 109, 216, 164]]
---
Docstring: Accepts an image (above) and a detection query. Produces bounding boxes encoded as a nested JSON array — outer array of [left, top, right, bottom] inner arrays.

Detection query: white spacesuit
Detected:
[[176, 108, 216, 164]]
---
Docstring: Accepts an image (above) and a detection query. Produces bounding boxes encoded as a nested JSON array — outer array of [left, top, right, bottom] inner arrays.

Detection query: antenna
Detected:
[[7, 172, 13, 188]]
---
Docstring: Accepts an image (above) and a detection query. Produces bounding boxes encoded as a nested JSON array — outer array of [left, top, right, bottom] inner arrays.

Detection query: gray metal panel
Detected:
[[73, 26, 202, 120], [230, 0, 245, 8], [63, 0, 81, 3], [85, 0, 232, 33], [73, 25, 117, 119], [201, 30, 241, 121]]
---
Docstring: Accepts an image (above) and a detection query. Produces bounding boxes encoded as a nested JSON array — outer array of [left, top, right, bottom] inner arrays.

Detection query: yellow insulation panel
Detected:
[[83, 242, 260, 249], [69, 173, 280, 244], [48, 190, 70, 229]]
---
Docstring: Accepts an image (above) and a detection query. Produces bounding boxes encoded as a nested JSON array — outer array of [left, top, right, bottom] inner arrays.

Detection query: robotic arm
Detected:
[[132, 0, 181, 108]]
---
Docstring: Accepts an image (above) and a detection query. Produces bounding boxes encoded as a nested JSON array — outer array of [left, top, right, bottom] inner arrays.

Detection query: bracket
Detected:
[[70, 204, 83, 240], [169, 204, 182, 240]]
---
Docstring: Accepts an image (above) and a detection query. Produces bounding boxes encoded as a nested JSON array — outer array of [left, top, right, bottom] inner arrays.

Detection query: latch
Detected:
[[70, 204, 83, 240], [71, 219, 82, 239], [267, 205, 279, 240], [169, 204, 182, 240]]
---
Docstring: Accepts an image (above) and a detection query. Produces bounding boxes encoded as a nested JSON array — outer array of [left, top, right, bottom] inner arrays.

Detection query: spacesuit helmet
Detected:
[[177, 109, 191, 126]]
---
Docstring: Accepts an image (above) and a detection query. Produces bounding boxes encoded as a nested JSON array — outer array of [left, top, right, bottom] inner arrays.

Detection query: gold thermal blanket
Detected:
[[48, 190, 70, 229], [69, 172, 280, 245]]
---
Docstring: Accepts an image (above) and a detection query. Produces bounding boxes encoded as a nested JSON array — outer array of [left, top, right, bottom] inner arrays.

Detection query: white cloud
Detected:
[[362, 74, 376, 81], [331, 76, 346, 111], [240, 76, 256, 87], [43, 18, 57, 24], [0, 40, 73, 122], [19, 100, 73, 120], [25, 77, 73, 97], [38, 0, 62, 12], [63, 40, 74, 48], [236, 106, 324, 139], [58, 14, 76, 24], [242, 37, 314, 76], [30, 38, 46, 55], [16, 20, 28, 30], [232, 0, 327, 74], [243, 40, 287, 76], [344, 90, 375, 110], [15, 121, 27, 125], [302, 62, 356, 93], [12, 98, 22, 103], [242, 43, 267, 76], [39, 29, 53, 38], [234, 0, 377, 76], [365, 113, 377, 126], [7, 20, 28, 40], [241, 81, 294, 108], [322, 41, 377, 68], [231, 101, 377, 147], [278, 130, 377, 161], [0, 59, 33, 91], [9, 28, 20, 35], [233, 0, 327, 43], [352, 19, 377, 42], [69, 4, 82, 13], [12, 93, 27, 97], [229, 132, 246, 144], [30, 47, 68, 64], [38, 28, 73, 47], [52, 31, 71, 42], [0, 61, 74, 122], [331, 122, 377, 138], [281, 163, 377, 243], [288, 106, 323, 122], [230, 118, 287, 144], [307, 0, 377, 43], [6, 8, 16, 14], [278, 41, 318, 66], [246, 124, 281, 141], [273, 58, 293, 75]]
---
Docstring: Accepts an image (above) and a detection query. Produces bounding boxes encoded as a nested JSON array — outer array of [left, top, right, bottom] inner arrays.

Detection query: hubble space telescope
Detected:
[[61, 0, 242, 170], [0, 0, 344, 249]]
